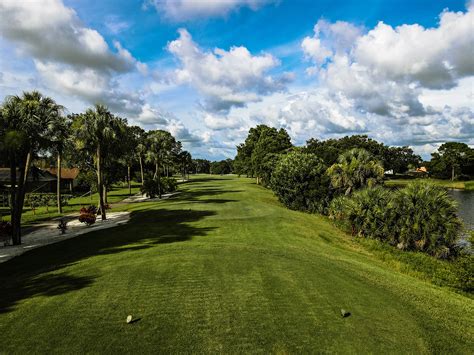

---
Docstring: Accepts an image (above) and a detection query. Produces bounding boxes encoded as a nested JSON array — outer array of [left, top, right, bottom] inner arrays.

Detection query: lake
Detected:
[[448, 189, 474, 232]]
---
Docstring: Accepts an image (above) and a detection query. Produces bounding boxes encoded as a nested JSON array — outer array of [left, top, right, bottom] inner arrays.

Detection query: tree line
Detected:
[[0, 91, 196, 245]]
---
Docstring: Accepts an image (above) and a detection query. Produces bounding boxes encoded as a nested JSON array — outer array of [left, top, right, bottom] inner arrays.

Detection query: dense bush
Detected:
[[141, 177, 178, 198], [392, 181, 462, 258], [329, 187, 393, 241], [270, 151, 330, 213], [160, 177, 178, 193], [329, 181, 463, 259]]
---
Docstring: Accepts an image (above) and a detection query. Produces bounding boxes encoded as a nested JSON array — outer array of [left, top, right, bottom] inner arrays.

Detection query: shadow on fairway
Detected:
[[0, 206, 216, 314]]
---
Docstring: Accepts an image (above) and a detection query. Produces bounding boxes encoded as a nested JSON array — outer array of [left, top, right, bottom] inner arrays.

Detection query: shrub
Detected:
[[79, 206, 97, 226], [329, 187, 393, 241], [392, 181, 462, 258], [270, 151, 330, 213], [329, 181, 463, 259], [141, 177, 178, 198], [160, 177, 178, 193]]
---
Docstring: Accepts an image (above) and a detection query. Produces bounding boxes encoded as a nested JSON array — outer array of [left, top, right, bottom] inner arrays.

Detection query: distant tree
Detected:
[[251, 127, 292, 184], [271, 151, 329, 213], [146, 130, 178, 198], [210, 159, 233, 175], [233, 125, 292, 183], [192, 159, 211, 174], [305, 135, 421, 173], [430, 142, 474, 180], [49, 114, 71, 213], [178, 151, 193, 180], [327, 148, 384, 196]]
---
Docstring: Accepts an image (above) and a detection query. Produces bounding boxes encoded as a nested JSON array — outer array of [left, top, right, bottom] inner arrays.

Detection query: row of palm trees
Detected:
[[0, 91, 193, 245]]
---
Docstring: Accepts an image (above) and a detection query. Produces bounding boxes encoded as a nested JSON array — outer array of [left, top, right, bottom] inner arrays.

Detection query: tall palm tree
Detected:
[[146, 130, 176, 199], [49, 115, 70, 213], [73, 104, 120, 220], [327, 148, 384, 196], [1, 91, 63, 244]]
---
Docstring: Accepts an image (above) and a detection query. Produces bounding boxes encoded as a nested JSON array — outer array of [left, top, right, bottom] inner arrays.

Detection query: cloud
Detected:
[[0, 0, 140, 73], [302, 5, 474, 121], [203, 113, 243, 130], [105, 15, 131, 34], [167, 29, 291, 112], [302, 19, 362, 68], [143, 0, 275, 21]]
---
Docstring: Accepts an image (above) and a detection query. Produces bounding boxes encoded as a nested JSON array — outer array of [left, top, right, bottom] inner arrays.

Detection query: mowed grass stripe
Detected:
[[0, 175, 472, 353]]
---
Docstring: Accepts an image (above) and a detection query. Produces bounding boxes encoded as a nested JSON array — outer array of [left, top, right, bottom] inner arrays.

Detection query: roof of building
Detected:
[[45, 167, 80, 180], [0, 167, 57, 184]]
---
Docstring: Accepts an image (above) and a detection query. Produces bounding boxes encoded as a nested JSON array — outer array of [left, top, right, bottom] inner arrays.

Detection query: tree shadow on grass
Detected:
[[0, 207, 216, 314]]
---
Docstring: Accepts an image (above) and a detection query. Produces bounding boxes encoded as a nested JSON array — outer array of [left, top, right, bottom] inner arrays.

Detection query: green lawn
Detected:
[[0, 175, 472, 353], [0, 183, 141, 226], [385, 178, 474, 190]]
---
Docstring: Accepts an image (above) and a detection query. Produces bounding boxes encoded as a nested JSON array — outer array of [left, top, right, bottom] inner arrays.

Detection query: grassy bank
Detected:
[[385, 178, 474, 190], [0, 176, 472, 353]]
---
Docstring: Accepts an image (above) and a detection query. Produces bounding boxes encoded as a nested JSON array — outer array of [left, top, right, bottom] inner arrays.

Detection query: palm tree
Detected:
[[391, 181, 462, 257], [146, 130, 176, 199], [73, 104, 121, 220], [49, 115, 70, 213], [327, 148, 384, 195], [1, 91, 63, 244]]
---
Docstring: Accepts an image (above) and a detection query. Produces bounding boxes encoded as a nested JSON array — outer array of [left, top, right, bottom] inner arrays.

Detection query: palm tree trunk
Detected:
[[127, 165, 131, 196], [157, 162, 162, 199], [451, 166, 455, 181], [139, 156, 144, 186], [154, 162, 158, 179], [97, 145, 106, 220], [57, 152, 62, 213], [9, 154, 18, 245], [12, 149, 32, 245]]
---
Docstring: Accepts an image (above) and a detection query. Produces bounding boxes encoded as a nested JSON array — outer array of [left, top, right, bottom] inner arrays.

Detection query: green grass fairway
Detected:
[[0, 176, 472, 353]]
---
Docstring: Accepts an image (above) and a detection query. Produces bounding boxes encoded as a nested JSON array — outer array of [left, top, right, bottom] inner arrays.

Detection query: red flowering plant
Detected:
[[79, 206, 97, 226]]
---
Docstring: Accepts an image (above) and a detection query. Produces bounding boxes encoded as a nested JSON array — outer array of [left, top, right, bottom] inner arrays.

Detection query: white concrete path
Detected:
[[0, 212, 130, 263]]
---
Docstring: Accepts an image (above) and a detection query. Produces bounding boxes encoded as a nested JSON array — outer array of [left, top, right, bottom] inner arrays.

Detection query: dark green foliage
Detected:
[[329, 181, 463, 259], [234, 125, 292, 179], [192, 159, 211, 174], [210, 159, 233, 175], [141, 179, 161, 198], [329, 187, 393, 241], [327, 148, 385, 195], [259, 153, 282, 187], [271, 151, 329, 213], [392, 181, 462, 258], [305, 135, 421, 173], [430, 142, 474, 180], [141, 177, 178, 198], [160, 177, 178, 193]]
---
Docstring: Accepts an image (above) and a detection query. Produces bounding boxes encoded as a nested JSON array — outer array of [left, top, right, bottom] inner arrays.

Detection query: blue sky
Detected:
[[1, 0, 473, 160]]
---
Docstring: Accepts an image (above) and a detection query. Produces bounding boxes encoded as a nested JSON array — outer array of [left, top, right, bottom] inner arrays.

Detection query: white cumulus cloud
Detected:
[[167, 28, 291, 112]]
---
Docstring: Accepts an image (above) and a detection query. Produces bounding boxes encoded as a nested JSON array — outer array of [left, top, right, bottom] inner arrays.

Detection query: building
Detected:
[[45, 167, 80, 192]]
